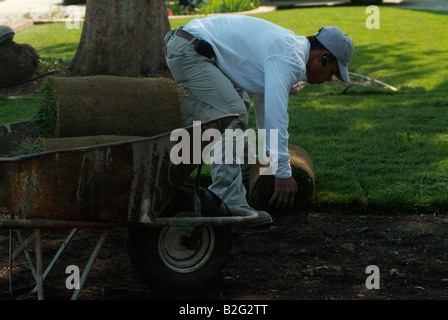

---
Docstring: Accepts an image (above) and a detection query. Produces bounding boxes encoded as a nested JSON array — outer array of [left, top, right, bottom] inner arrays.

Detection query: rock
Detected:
[[0, 41, 39, 86]]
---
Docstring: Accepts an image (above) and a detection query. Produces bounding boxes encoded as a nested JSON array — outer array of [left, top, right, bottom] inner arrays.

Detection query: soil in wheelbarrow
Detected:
[[1, 207, 447, 301]]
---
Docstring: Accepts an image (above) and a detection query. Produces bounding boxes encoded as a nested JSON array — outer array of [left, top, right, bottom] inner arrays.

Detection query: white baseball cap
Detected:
[[315, 26, 354, 82]]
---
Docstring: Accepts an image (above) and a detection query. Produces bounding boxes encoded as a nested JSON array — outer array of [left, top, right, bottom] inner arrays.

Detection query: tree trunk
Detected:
[[70, 0, 171, 77]]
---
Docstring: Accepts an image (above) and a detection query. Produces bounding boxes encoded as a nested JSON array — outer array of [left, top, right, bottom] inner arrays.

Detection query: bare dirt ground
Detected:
[[1, 77, 448, 303], [1, 210, 447, 301]]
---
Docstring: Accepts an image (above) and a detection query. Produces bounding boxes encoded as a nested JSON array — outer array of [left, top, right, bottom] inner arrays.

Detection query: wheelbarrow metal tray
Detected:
[[0, 115, 236, 223], [0, 121, 39, 156]]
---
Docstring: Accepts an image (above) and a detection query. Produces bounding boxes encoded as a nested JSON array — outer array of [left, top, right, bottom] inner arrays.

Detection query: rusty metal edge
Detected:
[[0, 213, 259, 229], [0, 114, 239, 162]]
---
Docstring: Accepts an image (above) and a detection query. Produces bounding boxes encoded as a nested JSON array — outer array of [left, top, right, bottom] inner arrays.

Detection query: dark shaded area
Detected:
[[1, 212, 447, 300]]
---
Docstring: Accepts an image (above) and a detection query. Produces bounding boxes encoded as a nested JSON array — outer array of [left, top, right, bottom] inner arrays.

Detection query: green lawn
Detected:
[[1, 7, 447, 213], [15, 22, 81, 68], [0, 95, 38, 124]]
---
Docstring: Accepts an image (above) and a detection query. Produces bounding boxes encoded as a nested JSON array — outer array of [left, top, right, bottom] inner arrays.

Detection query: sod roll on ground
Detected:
[[248, 144, 315, 212]]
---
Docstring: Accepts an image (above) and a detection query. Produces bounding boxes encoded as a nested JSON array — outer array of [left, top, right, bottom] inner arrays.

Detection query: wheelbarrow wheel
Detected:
[[127, 184, 235, 293]]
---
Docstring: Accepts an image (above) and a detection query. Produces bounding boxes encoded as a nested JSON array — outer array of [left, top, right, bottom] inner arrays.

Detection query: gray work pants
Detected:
[[164, 29, 251, 207]]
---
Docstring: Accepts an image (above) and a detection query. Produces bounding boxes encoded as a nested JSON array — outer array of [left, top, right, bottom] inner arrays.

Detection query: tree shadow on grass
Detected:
[[37, 42, 78, 60], [350, 41, 434, 91]]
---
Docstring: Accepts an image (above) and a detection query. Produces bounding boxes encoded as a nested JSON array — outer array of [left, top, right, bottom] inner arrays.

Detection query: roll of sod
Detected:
[[37, 135, 143, 151], [48, 76, 182, 138], [248, 144, 315, 212]]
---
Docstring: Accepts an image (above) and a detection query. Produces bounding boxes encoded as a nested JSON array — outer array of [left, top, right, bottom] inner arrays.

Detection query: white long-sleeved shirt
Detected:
[[184, 15, 310, 178]]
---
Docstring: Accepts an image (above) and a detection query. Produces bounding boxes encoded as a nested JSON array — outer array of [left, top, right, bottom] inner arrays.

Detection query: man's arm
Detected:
[[257, 56, 305, 208]]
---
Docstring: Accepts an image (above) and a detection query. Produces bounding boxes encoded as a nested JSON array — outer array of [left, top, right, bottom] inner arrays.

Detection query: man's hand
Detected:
[[269, 176, 298, 209]]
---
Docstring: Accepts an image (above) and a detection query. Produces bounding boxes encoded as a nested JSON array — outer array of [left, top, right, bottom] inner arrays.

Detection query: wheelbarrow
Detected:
[[0, 116, 258, 299]]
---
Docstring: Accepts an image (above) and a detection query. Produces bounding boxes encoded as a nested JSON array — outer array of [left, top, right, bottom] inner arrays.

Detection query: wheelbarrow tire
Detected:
[[127, 184, 235, 293]]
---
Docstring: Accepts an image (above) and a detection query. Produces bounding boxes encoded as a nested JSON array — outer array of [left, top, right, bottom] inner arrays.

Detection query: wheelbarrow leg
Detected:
[[35, 229, 44, 300], [8, 229, 12, 298], [9, 228, 43, 299], [30, 228, 78, 295], [71, 228, 110, 300]]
